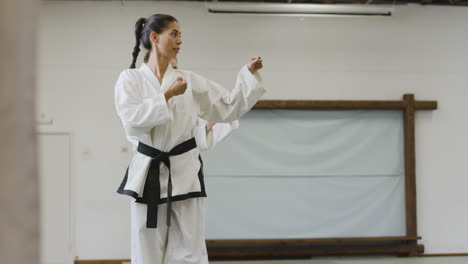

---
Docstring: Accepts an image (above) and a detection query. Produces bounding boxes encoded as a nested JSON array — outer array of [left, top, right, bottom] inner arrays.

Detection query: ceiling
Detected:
[[46, 0, 468, 7]]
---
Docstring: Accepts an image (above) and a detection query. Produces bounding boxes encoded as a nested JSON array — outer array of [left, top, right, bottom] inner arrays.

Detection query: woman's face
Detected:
[[153, 21, 182, 59]]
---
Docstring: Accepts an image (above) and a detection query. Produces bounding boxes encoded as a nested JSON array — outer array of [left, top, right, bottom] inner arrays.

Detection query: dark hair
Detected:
[[129, 14, 178, 69]]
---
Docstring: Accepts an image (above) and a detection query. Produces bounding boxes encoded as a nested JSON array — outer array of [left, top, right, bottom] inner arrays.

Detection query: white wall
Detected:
[[37, 0, 468, 260]]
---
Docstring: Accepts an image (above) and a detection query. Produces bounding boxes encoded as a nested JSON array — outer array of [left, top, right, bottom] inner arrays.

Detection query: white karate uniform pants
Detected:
[[131, 198, 209, 264]]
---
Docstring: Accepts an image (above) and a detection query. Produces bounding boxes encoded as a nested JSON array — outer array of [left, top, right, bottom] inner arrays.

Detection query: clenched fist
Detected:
[[205, 121, 216, 135], [165, 77, 187, 101], [247, 56, 263, 75]]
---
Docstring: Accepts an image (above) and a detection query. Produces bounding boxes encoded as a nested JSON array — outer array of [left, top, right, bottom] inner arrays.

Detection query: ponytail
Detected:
[[129, 17, 146, 69]]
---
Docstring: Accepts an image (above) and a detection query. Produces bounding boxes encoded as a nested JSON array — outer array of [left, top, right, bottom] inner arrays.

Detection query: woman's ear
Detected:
[[150, 31, 159, 45]]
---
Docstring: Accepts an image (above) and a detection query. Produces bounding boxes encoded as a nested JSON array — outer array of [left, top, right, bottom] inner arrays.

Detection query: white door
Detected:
[[38, 133, 72, 264]]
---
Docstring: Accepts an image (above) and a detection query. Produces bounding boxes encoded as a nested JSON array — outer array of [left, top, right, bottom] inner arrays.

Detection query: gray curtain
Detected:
[[203, 110, 405, 239]]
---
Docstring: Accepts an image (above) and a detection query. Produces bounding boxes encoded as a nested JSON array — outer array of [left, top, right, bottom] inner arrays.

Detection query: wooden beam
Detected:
[[403, 94, 418, 256], [208, 244, 424, 260], [207, 236, 421, 245], [253, 98, 437, 110], [415, 100, 438, 110]]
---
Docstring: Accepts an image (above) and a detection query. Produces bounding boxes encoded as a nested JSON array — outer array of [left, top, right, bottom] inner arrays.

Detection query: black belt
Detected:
[[137, 138, 197, 228]]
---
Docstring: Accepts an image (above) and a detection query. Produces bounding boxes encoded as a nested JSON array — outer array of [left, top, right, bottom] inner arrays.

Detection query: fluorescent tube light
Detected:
[[207, 3, 393, 17]]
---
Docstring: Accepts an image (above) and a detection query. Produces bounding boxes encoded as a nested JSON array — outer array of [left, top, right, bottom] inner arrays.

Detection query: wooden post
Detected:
[[403, 94, 418, 256]]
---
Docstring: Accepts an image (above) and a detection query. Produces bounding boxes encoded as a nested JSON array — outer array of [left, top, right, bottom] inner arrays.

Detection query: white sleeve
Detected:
[[115, 70, 172, 130], [194, 119, 214, 152], [190, 65, 266, 122]]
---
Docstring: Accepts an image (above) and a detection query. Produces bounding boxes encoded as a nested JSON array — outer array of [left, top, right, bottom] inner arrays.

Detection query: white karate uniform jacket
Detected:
[[115, 63, 265, 202]]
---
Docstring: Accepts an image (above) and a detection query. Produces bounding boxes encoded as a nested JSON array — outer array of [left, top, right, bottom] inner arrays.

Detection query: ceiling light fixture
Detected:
[[206, 3, 393, 17]]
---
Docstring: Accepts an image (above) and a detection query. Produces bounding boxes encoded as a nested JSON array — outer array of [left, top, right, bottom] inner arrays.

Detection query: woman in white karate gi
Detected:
[[114, 14, 265, 264]]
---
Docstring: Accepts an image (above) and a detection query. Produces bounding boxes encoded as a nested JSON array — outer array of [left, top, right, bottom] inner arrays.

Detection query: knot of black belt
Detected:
[[137, 138, 197, 228]]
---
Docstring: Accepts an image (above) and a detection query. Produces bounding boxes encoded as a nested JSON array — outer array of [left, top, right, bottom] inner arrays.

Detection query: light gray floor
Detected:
[[123, 256, 468, 264]]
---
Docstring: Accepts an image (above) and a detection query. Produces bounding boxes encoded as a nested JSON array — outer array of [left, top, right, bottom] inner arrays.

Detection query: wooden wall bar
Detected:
[[253, 98, 437, 110], [207, 94, 436, 259]]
